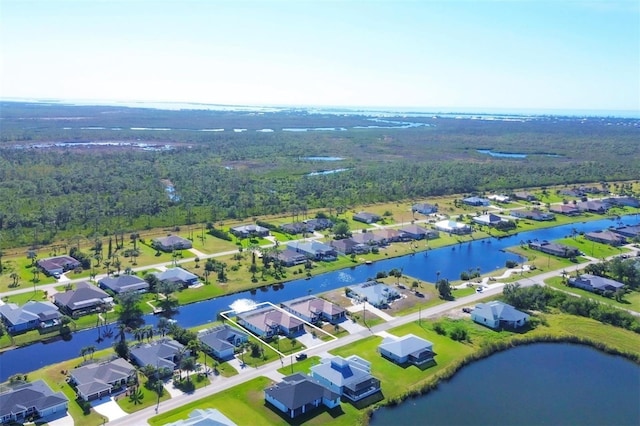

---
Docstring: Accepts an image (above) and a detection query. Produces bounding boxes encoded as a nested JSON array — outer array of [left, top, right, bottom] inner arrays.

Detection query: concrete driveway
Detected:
[[90, 396, 128, 421]]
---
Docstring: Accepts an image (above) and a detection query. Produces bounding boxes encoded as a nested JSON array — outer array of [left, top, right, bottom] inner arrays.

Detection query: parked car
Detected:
[[295, 353, 307, 361]]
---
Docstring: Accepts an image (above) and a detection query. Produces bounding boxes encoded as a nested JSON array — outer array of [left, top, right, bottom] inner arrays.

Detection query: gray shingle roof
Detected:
[[0, 380, 68, 418], [53, 282, 112, 311], [99, 275, 149, 293], [379, 334, 433, 358], [0, 301, 61, 327], [265, 373, 339, 411]]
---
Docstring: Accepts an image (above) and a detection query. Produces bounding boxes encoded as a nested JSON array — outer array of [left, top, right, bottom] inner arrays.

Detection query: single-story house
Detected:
[[568, 274, 625, 293], [434, 220, 472, 235], [549, 204, 580, 216], [230, 224, 270, 238], [471, 301, 529, 329], [36, 255, 81, 277], [513, 192, 538, 201], [603, 196, 640, 208], [511, 209, 555, 221], [151, 235, 193, 252], [488, 194, 510, 203], [412, 203, 438, 215], [164, 408, 237, 426], [399, 224, 439, 240], [274, 248, 309, 267], [129, 339, 185, 370], [576, 200, 608, 214], [351, 232, 386, 246], [352, 212, 381, 224], [528, 241, 580, 258], [98, 275, 149, 294], [612, 225, 640, 239], [472, 213, 505, 227], [53, 282, 113, 317], [281, 296, 346, 325], [265, 373, 340, 419], [584, 230, 627, 246], [0, 380, 68, 424], [304, 218, 334, 231], [69, 358, 136, 401], [287, 241, 337, 261], [198, 324, 249, 360], [372, 228, 404, 243], [310, 355, 381, 402], [154, 267, 199, 288], [0, 301, 61, 334], [330, 238, 369, 255], [346, 281, 400, 308], [281, 222, 312, 235], [462, 196, 490, 207], [378, 334, 434, 366], [237, 306, 304, 338]]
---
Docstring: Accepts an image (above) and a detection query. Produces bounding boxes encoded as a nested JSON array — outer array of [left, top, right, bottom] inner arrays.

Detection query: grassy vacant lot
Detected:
[[555, 236, 630, 259], [545, 276, 640, 313], [505, 245, 584, 272]]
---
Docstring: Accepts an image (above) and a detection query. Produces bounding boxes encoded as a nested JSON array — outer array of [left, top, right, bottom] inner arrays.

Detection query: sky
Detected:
[[1, 0, 639, 112]]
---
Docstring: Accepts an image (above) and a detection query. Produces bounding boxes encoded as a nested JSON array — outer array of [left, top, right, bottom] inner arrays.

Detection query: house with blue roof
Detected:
[[198, 324, 249, 360], [568, 274, 625, 293], [0, 301, 61, 334], [463, 196, 490, 207], [129, 339, 185, 371], [98, 274, 149, 294], [346, 281, 400, 308], [0, 380, 68, 424], [310, 355, 381, 403], [287, 241, 337, 261], [471, 301, 529, 329], [378, 334, 434, 366], [154, 267, 199, 288]]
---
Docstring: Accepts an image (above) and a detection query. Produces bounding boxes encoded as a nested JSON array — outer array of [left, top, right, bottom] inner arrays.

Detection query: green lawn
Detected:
[[117, 379, 171, 413], [3, 290, 47, 305], [506, 245, 584, 272], [555, 236, 630, 259], [545, 276, 640, 313]]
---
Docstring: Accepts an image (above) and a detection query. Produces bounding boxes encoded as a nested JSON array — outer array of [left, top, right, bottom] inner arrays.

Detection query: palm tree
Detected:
[[156, 317, 171, 338], [128, 387, 144, 405], [9, 272, 18, 287], [180, 356, 197, 383]]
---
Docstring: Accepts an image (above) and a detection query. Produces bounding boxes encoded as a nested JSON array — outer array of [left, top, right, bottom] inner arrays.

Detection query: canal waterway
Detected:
[[369, 343, 640, 426], [0, 215, 637, 380]]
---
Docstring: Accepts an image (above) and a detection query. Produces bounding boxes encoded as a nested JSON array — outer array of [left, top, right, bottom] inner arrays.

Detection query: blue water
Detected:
[[370, 343, 640, 426], [301, 157, 345, 161], [307, 168, 349, 176], [0, 215, 637, 380], [477, 149, 527, 159]]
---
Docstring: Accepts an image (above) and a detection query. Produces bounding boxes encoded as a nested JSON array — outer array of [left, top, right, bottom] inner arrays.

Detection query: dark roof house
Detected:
[[129, 339, 185, 370], [399, 224, 439, 240], [36, 256, 81, 276], [584, 230, 627, 246], [230, 224, 270, 238], [198, 325, 249, 360], [53, 282, 113, 316], [0, 380, 68, 424], [352, 212, 381, 224], [412, 203, 438, 215], [330, 238, 369, 255], [462, 196, 490, 206], [152, 235, 193, 252], [569, 274, 625, 293], [528, 241, 580, 258], [154, 268, 199, 288], [264, 373, 340, 419], [69, 358, 136, 401], [98, 275, 149, 294]]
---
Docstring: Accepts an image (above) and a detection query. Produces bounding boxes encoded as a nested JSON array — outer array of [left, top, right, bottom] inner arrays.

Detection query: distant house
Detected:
[[129, 339, 185, 370], [412, 203, 438, 215], [53, 282, 113, 316], [513, 192, 538, 201], [372, 228, 404, 243], [287, 241, 337, 261], [0, 380, 68, 424], [69, 358, 136, 401], [304, 218, 334, 231], [528, 241, 580, 258], [612, 225, 640, 239], [351, 232, 386, 246], [549, 204, 580, 216], [281, 222, 311, 235], [164, 408, 237, 426], [472, 213, 504, 227], [310, 355, 381, 402], [568, 274, 625, 293], [273, 248, 308, 267], [603, 196, 640, 208], [378, 334, 434, 366], [576, 200, 608, 214], [488, 194, 510, 203], [330, 238, 369, 255], [98, 275, 149, 294], [471, 301, 529, 329], [346, 281, 399, 308], [37, 255, 81, 277], [434, 220, 472, 235], [352, 212, 381, 224], [511, 209, 555, 221], [198, 325, 249, 360], [584, 230, 627, 246], [399, 224, 439, 240], [154, 267, 199, 288], [151, 235, 192, 252], [264, 373, 341, 419], [462, 196, 490, 207], [281, 296, 346, 325], [229, 224, 270, 238], [237, 306, 304, 338], [0, 301, 61, 334]]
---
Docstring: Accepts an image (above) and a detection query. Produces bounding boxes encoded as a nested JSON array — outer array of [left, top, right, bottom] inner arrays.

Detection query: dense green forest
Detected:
[[0, 101, 638, 249]]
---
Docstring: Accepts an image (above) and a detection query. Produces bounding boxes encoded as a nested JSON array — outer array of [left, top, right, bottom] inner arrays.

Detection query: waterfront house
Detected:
[[69, 358, 136, 401], [549, 204, 580, 216], [154, 267, 199, 288], [0, 380, 68, 424], [352, 212, 381, 224], [264, 373, 340, 419], [602, 196, 640, 208], [399, 224, 438, 240], [346, 281, 399, 308], [511, 209, 555, 221], [330, 238, 369, 255], [0, 301, 61, 334], [584, 230, 627, 246], [237, 306, 304, 338], [378, 334, 434, 366], [310, 355, 381, 402], [197, 324, 249, 360], [612, 225, 640, 239], [230, 224, 270, 238], [151, 235, 193, 252], [53, 282, 113, 317], [287, 241, 337, 261], [372, 228, 404, 243], [98, 274, 149, 294], [164, 408, 237, 426], [434, 220, 472, 235], [528, 241, 580, 258], [462, 196, 490, 207], [576, 200, 608, 214], [273, 248, 308, 267], [351, 231, 386, 246], [472, 213, 504, 227], [471, 301, 529, 329], [411, 203, 438, 215], [281, 296, 346, 325], [37, 255, 81, 277], [129, 339, 185, 370], [568, 274, 625, 293]]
